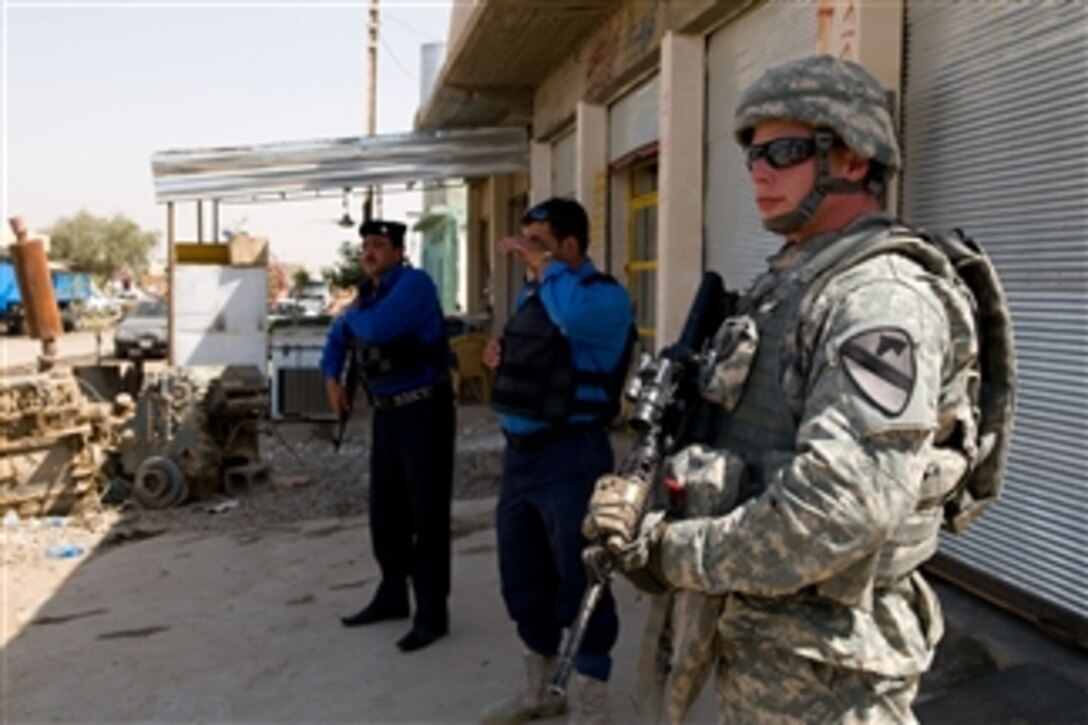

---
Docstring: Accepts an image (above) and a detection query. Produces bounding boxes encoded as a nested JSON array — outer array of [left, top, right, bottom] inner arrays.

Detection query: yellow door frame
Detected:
[[625, 158, 659, 341]]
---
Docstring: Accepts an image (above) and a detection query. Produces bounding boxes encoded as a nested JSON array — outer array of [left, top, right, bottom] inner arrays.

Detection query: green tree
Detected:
[[321, 239, 363, 291], [47, 210, 158, 281], [290, 267, 312, 299]]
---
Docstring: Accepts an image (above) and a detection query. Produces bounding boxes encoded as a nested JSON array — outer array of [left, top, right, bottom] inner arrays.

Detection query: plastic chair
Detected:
[[449, 333, 492, 404]]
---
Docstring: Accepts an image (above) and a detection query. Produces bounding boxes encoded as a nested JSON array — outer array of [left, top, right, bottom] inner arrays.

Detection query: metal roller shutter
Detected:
[[609, 76, 659, 163], [902, 2, 1088, 621], [704, 3, 817, 291], [552, 131, 576, 200]]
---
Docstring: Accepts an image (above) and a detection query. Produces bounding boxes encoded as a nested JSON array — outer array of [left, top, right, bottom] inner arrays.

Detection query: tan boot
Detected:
[[480, 651, 568, 724], [568, 673, 609, 725]]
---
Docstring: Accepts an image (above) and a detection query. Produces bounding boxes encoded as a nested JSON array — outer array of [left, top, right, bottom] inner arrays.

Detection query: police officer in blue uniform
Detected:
[[321, 219, 455, 653], [481, 198, 635, 722]]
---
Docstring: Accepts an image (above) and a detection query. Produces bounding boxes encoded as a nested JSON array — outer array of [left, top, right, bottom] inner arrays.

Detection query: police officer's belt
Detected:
[[371, 385, 436, 409], [503, 422, 604, 453]]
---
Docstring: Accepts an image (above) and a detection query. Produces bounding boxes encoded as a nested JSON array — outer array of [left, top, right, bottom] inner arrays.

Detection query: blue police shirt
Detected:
[[499, 258, 634, 436], [319, 263, 446, 397]]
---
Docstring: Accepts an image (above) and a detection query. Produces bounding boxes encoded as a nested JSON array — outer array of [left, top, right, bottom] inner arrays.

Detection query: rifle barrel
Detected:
[[550, 566, 611, 695], [333, 344, 359, 453]]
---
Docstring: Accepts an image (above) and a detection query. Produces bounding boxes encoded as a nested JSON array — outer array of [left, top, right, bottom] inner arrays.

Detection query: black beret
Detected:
[[359, 219, 407, 244]]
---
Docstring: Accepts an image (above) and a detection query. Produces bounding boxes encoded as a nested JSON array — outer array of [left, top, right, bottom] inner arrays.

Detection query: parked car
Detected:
[[295, 281, 331, 317], [81, 292, 123, 316], [113, 298, 168, 359], [268, 300, 307, 326]]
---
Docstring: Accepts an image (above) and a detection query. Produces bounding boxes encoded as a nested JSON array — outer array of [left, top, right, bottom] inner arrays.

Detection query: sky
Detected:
[[2, 0, 454, 273]]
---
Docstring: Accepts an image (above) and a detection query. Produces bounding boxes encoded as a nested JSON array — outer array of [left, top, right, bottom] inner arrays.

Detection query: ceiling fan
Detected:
[[336, 188, 356, 228]]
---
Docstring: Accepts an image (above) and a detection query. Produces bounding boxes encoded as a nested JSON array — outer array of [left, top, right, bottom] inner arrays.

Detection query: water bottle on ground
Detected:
[[44, 543, 85, 559]]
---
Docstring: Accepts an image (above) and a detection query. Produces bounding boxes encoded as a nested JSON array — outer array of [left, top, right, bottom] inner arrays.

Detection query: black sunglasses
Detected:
[[744, 137, 820, 171]]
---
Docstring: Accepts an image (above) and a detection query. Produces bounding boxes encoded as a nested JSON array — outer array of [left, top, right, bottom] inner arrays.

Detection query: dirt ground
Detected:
[[4, 399, 1083, 723], [1, 403, 505, 642], [1, 403, 711, 723]]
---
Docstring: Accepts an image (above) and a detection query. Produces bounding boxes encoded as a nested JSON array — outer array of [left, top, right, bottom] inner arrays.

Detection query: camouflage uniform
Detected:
[[650, 56, 979, 723]]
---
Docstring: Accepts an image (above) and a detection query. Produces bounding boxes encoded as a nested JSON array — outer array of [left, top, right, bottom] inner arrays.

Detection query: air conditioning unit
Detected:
[[276, 367, 328, 418], [268, 325, 334, 419]]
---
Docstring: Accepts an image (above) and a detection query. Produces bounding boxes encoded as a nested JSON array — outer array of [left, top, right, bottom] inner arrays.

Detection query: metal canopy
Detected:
[[417, 0, 614, 130], [150, 126, 529, 203]]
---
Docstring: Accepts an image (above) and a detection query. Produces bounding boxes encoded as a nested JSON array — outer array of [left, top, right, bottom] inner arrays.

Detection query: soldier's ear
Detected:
[[838, 149, 871, 183]]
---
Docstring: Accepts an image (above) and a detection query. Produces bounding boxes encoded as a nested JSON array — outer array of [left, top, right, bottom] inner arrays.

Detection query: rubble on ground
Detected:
[[0, 402, 506, 567], [0, 370, 120, 517]]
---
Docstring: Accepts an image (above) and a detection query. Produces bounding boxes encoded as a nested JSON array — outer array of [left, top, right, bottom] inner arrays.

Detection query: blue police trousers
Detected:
[[496, 426, 619, 682]]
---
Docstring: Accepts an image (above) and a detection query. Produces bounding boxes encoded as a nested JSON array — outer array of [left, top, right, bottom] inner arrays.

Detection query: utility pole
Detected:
[[364, 0, 380, 222]]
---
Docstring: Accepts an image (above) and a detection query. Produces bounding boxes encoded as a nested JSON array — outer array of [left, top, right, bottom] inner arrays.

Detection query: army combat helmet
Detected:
[[734, 54, 900, 234]]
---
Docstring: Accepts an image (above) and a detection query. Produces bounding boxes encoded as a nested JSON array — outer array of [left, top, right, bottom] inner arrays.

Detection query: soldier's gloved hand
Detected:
[[611, 511, 670, 595], [582, 473, 651, 546]]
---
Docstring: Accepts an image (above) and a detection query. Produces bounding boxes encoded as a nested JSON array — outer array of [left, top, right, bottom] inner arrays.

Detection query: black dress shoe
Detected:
[[396, 622, 448, 652], [340, 601, 409, 628]]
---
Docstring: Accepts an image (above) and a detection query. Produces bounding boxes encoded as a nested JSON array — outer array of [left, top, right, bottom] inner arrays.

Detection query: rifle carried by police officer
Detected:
[[333, 341, 360, 453], [550, 271, 736, 695]]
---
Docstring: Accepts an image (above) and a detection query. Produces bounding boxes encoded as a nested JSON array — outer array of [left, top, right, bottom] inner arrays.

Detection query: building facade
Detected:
[[419, 0, 1088, 642]]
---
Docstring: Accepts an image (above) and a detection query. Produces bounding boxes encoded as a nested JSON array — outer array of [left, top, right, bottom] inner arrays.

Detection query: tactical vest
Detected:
[[711, 219, 1013, 603], [491, 273, 635, 425], [356, 335, 448, 392]]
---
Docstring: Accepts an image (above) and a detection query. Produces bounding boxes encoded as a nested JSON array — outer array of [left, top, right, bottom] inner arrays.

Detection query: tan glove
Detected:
[[582, 473, 652, 546]]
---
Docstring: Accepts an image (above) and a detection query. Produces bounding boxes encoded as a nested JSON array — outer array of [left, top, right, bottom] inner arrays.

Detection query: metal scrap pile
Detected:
[[0, 364, 271, 517], [113, 365, 270, 509], [0, 371, 116, 516]]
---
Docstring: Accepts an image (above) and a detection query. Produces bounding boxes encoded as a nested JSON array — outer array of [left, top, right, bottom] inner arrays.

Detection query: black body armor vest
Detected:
[[492, 273, 634, 425], [356, 336, 448, 391]]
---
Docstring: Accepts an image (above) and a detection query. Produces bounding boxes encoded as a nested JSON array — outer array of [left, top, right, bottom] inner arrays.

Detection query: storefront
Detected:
[[416, 0, 1087, 638], [703, 3, 819, 289], [609, 75, 659, 343], [901, 1, 1088, 630]]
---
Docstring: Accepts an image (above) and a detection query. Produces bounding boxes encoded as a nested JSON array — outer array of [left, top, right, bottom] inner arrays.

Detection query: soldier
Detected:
[[321, 219, 455, 653], [481, 197, 635, 724], [586, 55, 998, 722]]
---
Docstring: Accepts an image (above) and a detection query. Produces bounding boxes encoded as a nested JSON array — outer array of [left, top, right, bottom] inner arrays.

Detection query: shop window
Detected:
[[625, 159, 658, 347]]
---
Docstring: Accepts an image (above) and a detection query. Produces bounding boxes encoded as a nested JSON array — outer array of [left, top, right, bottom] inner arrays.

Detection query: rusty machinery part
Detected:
[[115, 364, 269, 505], [133, 456, 188, 509], [168, 423, 223, 500], [8, 233, 63, 341], [0, 370, 116, 517]]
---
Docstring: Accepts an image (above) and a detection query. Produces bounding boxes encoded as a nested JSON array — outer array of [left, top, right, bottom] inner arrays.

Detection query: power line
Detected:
[[380, 34, 416, 82], [382, 10, 444, 43]]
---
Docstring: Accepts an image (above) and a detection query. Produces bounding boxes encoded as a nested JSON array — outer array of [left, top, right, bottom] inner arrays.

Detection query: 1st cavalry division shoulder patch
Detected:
[[839, 327, 916, 416]]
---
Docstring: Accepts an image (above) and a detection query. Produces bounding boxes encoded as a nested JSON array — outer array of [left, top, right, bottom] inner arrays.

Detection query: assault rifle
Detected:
[[333, 342, 360, 453], [550, 271, 735, 694]]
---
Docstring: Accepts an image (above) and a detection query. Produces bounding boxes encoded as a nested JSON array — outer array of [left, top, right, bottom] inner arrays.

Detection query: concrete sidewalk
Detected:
[[3, 495, 1084, 723]]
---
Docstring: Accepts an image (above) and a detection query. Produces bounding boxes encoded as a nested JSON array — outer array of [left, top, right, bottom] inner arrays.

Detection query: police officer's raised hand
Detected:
[[325, 378, 350, 413], [498, 235, 553, 277]]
